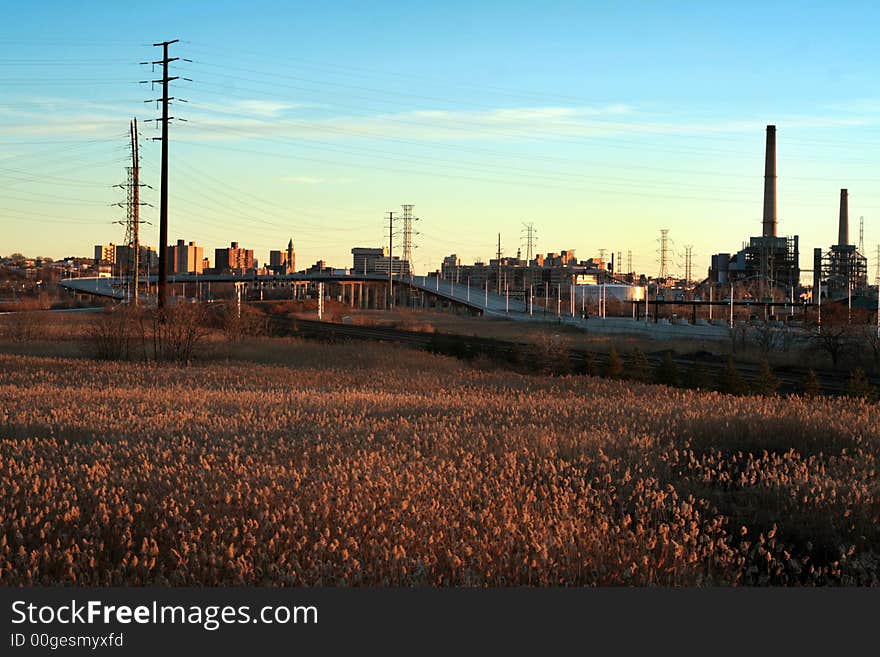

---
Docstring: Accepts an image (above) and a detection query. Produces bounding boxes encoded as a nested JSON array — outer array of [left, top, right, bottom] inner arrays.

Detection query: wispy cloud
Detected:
[[279, 175, 328, 184], [3, 99, 878, 143], [173, 102, 880, 145], [184, 99, 312, 118]]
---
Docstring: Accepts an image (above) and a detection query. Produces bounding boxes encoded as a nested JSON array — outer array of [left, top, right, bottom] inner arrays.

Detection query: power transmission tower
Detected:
[[658, 229, 670, 283], [875, 245, 880, 281], [401, 204, 418, 278], [626, 250, 632, 275], [683, 244, 694, 285], [521, 222, 537, 262], [113, 119, 150, 305], [616, 251, 622, 274], [142, 39, 188, 311], [598, 248, 606, 262], [859, 216, 864, 253]]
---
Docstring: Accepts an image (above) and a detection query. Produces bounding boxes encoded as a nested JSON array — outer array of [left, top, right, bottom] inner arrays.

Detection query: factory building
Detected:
[[813, 189, 868, 301], [708, 125, 800, 296]]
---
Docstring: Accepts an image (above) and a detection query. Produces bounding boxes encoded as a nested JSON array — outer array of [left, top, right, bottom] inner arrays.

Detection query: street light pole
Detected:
[[729, 281, 734, 328]]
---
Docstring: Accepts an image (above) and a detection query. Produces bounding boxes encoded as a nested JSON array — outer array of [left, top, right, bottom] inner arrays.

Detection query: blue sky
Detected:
[[2, 1, 880, 278]]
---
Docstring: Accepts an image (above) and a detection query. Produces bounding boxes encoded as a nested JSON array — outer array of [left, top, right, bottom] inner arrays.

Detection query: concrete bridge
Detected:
[[59, 272, 741, 341], [58, 272, 527, 316]]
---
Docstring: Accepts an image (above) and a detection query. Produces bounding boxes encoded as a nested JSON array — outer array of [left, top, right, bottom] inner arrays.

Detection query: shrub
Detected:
[[716, 356, 748, 395], [528, 334, 571, 376], [84, 306, 144, 360], [845, 368, 876, 401], [752, 360, 779, 396], [625, 348, 651, 382], [83, 303, 210, 364], [803, 370, 821, 397], [604, 344, 624, 379], [684, 361, 712, 391], [653, 351, 680, 387]]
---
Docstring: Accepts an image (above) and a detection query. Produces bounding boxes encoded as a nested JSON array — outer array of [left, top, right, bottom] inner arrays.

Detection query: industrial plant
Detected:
[[813, 189, 868, 302], [708, 124, 872, 305], [709, 125, 800, 297]]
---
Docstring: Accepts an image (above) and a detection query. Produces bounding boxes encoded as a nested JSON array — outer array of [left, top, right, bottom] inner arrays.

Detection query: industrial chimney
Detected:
[[838, 188, 849, 247], [762, 125, 777, 238]]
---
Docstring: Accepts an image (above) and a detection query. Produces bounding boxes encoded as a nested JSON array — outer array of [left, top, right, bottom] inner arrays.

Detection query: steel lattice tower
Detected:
[[521, 221, 537, 262], [658, 229, 670, 281], [114, 119, 143, 304], [683, 244, 693, 285], [401, 204, 415, 277]]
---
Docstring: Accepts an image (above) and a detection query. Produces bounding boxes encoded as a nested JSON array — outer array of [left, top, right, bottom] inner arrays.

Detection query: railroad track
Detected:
[[267, 315, 869, 396]]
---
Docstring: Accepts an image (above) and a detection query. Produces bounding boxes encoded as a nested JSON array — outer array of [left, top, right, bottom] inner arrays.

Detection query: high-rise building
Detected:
[[214, 241, 255, 274], [167, 239, 205, 274], [352, 247, 387, 274], [94, 244, 116, 265], [267, 238, 296, 275], [114, 244, 158, 276]]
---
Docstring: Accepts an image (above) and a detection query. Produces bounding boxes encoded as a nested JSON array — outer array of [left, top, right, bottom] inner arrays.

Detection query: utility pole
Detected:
[[496, 233, 502, 294], [130, 119, 140, 305], [387, 210, 395, 308], [145, 39, 180, 312]]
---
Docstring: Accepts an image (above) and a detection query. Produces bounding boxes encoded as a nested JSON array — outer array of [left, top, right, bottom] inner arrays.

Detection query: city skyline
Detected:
[[3, 1, 880, 278]]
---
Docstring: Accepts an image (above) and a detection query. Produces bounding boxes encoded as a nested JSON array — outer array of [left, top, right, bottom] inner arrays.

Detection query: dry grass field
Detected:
[[0, 339, 877, 586]]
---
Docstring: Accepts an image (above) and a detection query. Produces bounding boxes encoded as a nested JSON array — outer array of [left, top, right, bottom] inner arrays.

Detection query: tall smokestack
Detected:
[[762, 125, 777, 238], [838, 188, 849, 246]]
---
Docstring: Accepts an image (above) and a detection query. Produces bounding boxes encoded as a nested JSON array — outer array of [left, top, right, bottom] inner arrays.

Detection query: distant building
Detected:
[[214, 241, 255, 274], [352, 247, 386, 274], [351, 246, 409, 276], [306, 260, 333, 275], [435, 248, 612, 299], [167, 239, 204, 275], [114, 244, 159, 275], [267, 239, 296, 275], [441, 254, 461, 278], [94, 244, 116, 265]]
